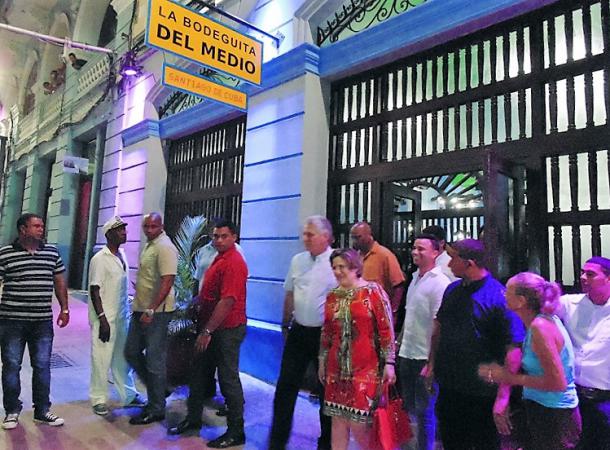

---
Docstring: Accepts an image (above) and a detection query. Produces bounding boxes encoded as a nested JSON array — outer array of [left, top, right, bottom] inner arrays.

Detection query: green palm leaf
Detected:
[[169, 215, 208, 335]]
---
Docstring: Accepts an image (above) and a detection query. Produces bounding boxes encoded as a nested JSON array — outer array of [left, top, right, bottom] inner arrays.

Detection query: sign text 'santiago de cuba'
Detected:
[[163, 64, 247, 111], [147, 0, 262, 85]]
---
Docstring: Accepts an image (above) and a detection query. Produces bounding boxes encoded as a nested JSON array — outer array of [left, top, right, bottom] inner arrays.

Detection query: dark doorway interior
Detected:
[[382, 151, 525, 282], [69, 176, 92, 289], [68, 140, 96, 289], [41, 160, 54, 228], [385, 171, 484, 275]]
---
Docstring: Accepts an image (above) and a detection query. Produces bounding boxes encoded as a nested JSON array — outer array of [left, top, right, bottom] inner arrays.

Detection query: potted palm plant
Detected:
[[166, 214, 208, 387]]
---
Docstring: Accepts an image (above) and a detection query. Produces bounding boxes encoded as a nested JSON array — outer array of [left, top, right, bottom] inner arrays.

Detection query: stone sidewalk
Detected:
[[0, 295, 323, 450]]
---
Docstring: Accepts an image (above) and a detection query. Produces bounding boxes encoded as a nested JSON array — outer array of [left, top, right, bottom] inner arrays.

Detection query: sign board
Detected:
[[162, 63, 247, 111], [63, 156, 89, 174], [147, 0, 263, 85]]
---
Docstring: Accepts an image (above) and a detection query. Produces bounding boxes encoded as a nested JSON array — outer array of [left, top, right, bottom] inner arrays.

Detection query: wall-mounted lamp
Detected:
[[274, 31, 285, 46], [120, 50, 142, 77]]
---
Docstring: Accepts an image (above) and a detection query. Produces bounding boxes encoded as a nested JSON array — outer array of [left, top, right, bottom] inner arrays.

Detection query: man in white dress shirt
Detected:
[[559, 256, 610, 450], [268, 216, 337, 450], [398, 234, 451, 450], [88, 216, 143, 416], [422, 225, 458, 282]]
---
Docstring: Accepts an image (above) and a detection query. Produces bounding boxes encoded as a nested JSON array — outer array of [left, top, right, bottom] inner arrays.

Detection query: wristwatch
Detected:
[[61, 309, 70, 315], [202, 328, 212, 336], [144, 308, 155, 317]]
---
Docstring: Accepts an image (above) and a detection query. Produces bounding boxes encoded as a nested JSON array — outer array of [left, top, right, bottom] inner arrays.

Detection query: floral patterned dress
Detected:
[[320, 282, 395, 423]]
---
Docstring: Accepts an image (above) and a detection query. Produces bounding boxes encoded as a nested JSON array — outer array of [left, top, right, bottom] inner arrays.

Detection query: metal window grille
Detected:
[[164, 115, 246, 236], [327, 0, 610, 288]]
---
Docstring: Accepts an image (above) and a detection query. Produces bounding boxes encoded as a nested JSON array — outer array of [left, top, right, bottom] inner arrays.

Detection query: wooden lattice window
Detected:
[[328, 0, 610, 288], [164, 116, 246, 236], [546, 149, 610, 286]]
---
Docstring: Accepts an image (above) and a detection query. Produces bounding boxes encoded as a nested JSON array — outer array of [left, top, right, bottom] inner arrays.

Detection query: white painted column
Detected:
[[239, 71, 330, 324]]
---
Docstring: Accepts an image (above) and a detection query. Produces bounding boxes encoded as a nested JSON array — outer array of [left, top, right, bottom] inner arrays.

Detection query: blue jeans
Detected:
[[398, 357, 438, 450], [0, 319, 54, 415], [124, 312, 172, 416]]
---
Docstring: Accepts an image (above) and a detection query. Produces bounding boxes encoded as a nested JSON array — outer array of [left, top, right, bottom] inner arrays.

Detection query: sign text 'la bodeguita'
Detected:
[[147, 0, 262, 85]]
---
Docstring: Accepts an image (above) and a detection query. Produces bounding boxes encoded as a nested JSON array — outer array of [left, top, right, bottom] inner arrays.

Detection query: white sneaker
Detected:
[[2, 413, 19, 430], [33, 411, 64, 426]]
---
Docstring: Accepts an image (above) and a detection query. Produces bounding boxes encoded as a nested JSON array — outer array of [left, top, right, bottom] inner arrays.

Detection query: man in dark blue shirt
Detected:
[[422, 239, 524, 450]]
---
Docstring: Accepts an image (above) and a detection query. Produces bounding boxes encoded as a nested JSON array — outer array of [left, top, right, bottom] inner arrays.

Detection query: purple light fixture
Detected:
[[120, 50, 142, 77]]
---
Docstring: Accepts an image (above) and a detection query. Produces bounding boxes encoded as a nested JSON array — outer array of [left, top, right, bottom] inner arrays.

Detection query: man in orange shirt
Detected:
[[350, 222, 405, 324]]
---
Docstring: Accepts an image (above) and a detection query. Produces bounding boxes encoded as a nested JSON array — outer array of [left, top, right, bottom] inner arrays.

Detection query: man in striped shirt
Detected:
[[0, 213, 70, 430]]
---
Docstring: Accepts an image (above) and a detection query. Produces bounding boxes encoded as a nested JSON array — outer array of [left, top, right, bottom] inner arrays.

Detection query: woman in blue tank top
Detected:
[[478, 272, 581, 450]]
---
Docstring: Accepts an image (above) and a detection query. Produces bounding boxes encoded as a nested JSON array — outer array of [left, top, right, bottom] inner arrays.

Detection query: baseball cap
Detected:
[[102, 216, 127, 235]]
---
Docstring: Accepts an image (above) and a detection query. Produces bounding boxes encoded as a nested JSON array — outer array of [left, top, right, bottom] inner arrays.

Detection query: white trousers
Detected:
[[89, 315, 138, 406]]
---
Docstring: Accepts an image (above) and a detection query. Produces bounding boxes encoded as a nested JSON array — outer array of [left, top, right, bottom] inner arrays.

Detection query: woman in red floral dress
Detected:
[[318, 248, 396, 449]]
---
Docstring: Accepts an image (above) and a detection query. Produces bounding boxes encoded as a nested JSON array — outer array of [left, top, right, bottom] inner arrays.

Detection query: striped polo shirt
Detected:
[[0, 240, 65, 321]]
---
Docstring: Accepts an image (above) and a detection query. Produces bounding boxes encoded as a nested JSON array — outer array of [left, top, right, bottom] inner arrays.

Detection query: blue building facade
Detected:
[[5, 0, 608, 382]]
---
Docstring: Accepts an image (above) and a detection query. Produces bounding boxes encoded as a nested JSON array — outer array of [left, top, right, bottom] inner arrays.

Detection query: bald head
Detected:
[[145, 212, 163, 223], [143, 212, 164, 241], [350, 222, 375, 253]]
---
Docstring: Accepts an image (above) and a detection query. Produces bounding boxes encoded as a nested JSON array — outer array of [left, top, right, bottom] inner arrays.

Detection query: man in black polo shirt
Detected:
[[423, 239, 524, 449], [0, 213, 70, 430]]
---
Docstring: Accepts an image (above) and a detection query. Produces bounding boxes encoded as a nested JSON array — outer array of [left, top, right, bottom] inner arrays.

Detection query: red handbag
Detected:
[[370, 383, 413, 450]]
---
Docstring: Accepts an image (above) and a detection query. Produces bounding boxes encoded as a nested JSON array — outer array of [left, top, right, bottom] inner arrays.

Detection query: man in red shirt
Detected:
[[169, 219, 248, 448]]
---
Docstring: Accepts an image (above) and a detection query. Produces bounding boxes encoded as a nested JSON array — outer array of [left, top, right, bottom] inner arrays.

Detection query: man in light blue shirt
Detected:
[[195, 241, 245, 291]]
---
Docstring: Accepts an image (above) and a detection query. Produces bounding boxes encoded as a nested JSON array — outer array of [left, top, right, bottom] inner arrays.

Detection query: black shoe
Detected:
[[125, 393, 147, 408], [215, 404, 228, 417], [207, 431, 246, 448], [317, 437, 331, 450], [129, 412, 164, 425], [268, 441, 285, 450], [167, 419, 201, 435]]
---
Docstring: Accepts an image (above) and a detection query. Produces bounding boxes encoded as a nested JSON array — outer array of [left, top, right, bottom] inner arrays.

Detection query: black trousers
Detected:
[[269, 323, 331, 449], [576, 394, 610, 450], [436, 387, 500, 450], [186, 325, 246, 434], [523, 400, 581, 450]]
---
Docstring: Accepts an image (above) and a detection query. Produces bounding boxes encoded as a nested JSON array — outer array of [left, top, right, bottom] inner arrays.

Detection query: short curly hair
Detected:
[[17, 213, 43, 232], [330, 248, 363, 277]]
